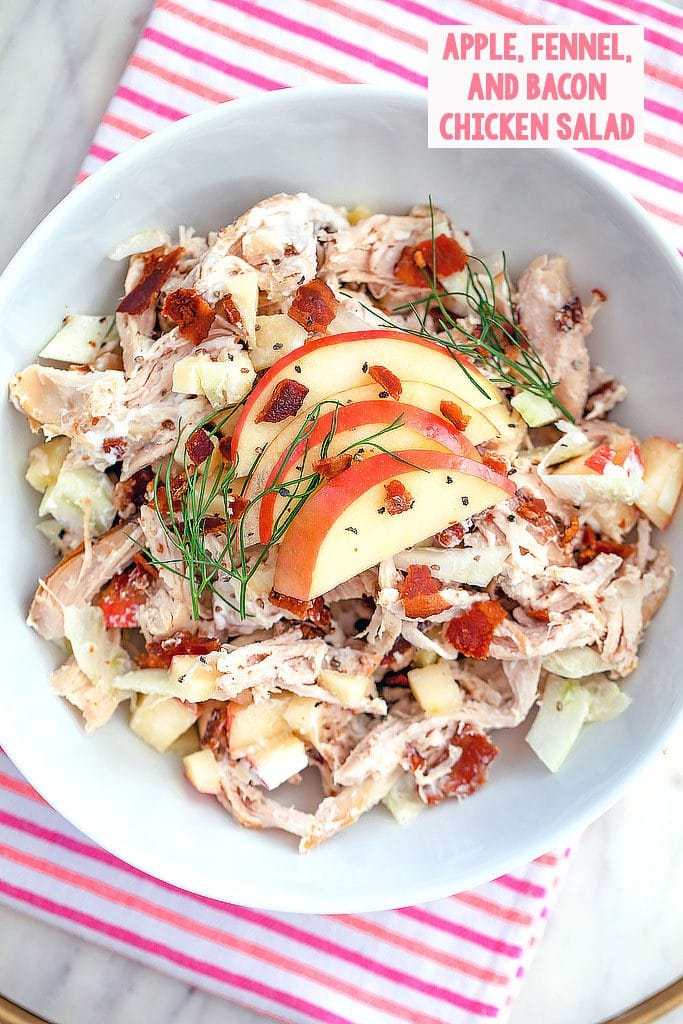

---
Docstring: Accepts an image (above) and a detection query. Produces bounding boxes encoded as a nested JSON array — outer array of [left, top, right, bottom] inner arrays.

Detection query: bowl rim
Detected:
[[1, 84, 682, 913]]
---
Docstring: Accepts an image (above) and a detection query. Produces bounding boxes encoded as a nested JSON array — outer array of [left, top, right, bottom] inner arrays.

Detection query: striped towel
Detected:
[[2, 1, 681, 1022]]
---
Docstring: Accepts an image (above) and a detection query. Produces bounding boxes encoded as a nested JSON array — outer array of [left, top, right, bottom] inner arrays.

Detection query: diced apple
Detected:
[[283, 696, 324, 746], [168, 655, 221, 700], [510, 392, 557, 427], [274, 449, 515, 600], [169, 725, 200, 757], [39, 464, 116, 537], [219, 262, 259, 344], [39, 314, 115, 365], [412, 649, 439, 668], [408, 661, 463, 717], [635, 436, 683, 529], [249, 398, 482, 544], [250, 315, 308, 371], [318, 668, 372, 708], [183, 748, 222, 794], [382, 772, 425, 824], [172, 351, 256, 408], [553, 436, 640, 477], [231, 329, 501, 469], [25, 436, 70, 493], [114, 666, 218, 702], [247, 732, 308, 791], [130, 693, 199, 753], [226, 697, 290, 760]]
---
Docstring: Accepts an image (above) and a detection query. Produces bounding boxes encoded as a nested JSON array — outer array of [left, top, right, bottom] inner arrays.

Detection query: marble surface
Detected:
[[0, 2, 681, 1023]]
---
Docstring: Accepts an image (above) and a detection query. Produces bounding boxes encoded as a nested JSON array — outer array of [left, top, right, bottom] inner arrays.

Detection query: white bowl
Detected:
[[1, 87, 681, 914]]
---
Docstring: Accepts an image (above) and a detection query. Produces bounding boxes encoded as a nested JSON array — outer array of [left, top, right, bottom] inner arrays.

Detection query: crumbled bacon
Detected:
[[216, 295, 243, 327], [440, 400, 471, 432], [117, 246, 182, 316], [313, 453, 353, 480], [379, 670, 410, 689], [133, 551, 159, 579], [445, 600, 506, 659], [153, 474, 189, 513], [435, 523, 465, 548], [482, 453, 507, 475], [287, 279, 339, 332], [385, 479, 413, 515], [218, 436, 233, 462], [268, 591, 332, 630], [592, 288, 608, 303], [228, 495, 249, 521], [102, 436, 127, 459], [516, 494, 549, 523], [394, 234, 469, 287], [554, 295, 583, 331], [576, 525, 635, 566], [524, 607, 550, 623], [113, 467, 154, 519], [137, 631, 221, 670], [202, 706, 229, 757], [163, 288, 216, 344], [398, 564, 450, 619], [381, 636, 413, 672], [422, 726, 499, 804], [255, 378, 309, 424], [561, 515, 580, 547], [96, 565, 151, 629], [368, 364, 402, 400], [185, 427, 214, 466]]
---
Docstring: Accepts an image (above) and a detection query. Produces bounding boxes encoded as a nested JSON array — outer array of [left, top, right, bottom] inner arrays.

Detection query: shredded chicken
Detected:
[[50, 657, 123, 732]]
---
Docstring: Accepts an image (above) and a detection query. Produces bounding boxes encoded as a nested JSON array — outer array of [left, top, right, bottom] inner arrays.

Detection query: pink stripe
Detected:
[[212, 0, 428, 87], [0, 842, 449, 1024], [637, 195, 683, 226], [143, 26, 286, 91], [102, 113, 150, 139], [583, 149, 683, 193], [612, 0, 683, 29], [452, 893, 534, 928], [89, 143, 117, 163], [548, 0, 683, 56], [495, 875, 547, 899], [0, 810, 497, 1018], [381, 0, 455, 24], [534, 854, 559, 867], [646, 96, 683, 126], [398, 907, 523, 959], [0, 879, 354, 1024], [0, 772, 47, 805], [116, 84, 187, 121]]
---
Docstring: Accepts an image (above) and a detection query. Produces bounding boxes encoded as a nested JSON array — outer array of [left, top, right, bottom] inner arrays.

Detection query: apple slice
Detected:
[[283, 696, 325, 746], [226, 696, 289, 760], [251, 399, 481, 544], [636, 436, 683, 529], [408, 662, 463, 717], [273, 449, 515, 601], [247, 732, 308, 790], [318, 669, 373, 708], [231, 329, 500, 470], [129, 694, 199, 753], [183, 748, 222, 794]]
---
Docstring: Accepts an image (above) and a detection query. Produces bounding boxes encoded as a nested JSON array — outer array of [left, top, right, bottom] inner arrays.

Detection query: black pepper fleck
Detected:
[[345, 526, 358, 535], [507, 514, 515, 522], [378, 391, 389, 399], [461, 496, 469, 506], [446, 476, 453, 484], [362, 361, 369, 373], [273, 342, 283, 350], [377, 506, 386, 515], [294, 365, 302, 374], [279, 487, 290, 497]]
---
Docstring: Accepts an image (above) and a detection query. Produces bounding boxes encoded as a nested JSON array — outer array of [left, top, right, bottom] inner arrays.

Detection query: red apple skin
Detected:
[[257, 399, 481, 543], [274, 449, 515, 600], [231, 329, 498, 463]]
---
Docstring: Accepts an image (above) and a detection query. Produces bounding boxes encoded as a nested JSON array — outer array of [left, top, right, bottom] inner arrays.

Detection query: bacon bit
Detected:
[[561, 515, 580, 547], [163, 288, 216, 344], [398, 564, 451, 619], [288, 279, 339, 332], [445, 600, 506, 659], [440, 400, 471, 432], [368, 364, 402, 400], [138, 631, 221, 670], [313, 452, 353, 480], [379, 671, 410, 688], [185, 427, 214, 466], [482, 453, 507, 476], [202, 516, 227, 535], [592, 287, 607, 302], [96, 565, 151, 629], [424, 726, 499, 804], [517, 494, 548, 523], [519, 546, 529, 556], [113, 467, 154, 519], [268, 590, 332, 629], [255, 378, 309, 424], [216, 295, 243, 327], [202, 706, 229, 756], [117, 246, 182, 316], [395, 234, 469, 287], [525, 607, 550, 623], [554, 295, 583, 331], [435, 523, 466, 548], [133, 552, 159, 579], [576, 525, 635, 566], [385, 479, 413, 516], [228, 495, 249, 521], [102, 436, 127, 459], [218, 436, 233, 462], [381, 635, 413, 672], [584, 444, 616, 474], [153, 474, 189, 514]]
